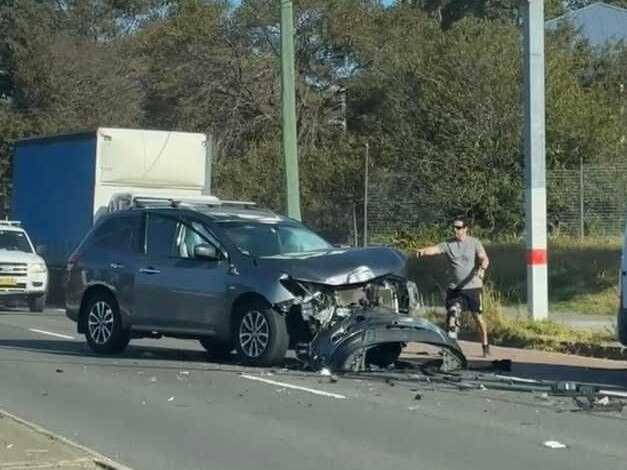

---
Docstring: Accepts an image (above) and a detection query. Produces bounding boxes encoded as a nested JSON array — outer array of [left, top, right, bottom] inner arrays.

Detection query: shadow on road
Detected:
[[0, 337, 626, 391], [0, 337, 308, 375]]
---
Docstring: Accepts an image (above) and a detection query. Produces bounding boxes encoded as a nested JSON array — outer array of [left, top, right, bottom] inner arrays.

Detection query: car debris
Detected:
[[572, 395, 626, 413], [296, 306, 467, 373], [543, 440, 567, 449]]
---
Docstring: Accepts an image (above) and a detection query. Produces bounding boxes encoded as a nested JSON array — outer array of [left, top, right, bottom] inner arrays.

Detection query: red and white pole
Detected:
[[522, 0, 548, 320]]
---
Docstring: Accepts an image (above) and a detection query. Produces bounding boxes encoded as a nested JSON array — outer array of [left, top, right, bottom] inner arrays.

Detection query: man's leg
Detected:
[[466, 289, 490, 356], [472, 313, 488, 346], [444, 289, 462, 339]]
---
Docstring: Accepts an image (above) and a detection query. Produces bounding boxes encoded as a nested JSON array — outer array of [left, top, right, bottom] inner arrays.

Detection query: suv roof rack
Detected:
[[107, 193, 264, 213], [0, 220, 23, 227]]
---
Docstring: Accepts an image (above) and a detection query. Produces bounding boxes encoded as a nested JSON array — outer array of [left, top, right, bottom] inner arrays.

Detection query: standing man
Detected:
[[416, 217, 491, 357]]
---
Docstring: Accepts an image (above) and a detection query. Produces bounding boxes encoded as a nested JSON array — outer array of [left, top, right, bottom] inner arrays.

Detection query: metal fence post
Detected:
[[579, 156, 584, 241]]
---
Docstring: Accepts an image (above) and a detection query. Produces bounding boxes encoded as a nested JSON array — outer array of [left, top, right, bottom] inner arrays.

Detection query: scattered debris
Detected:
[[168, 396, 175, 402], [572, 395, 626, 413], [413, 394, 422, 400], [543, 440, 567, 449], [320, 368, 332, 377], [550, 381, 598, 397]]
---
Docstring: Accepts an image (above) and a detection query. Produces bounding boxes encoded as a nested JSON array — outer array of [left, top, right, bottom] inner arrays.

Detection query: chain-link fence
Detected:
[[349, 163, 627, 244], [546, 163, 627, 238]]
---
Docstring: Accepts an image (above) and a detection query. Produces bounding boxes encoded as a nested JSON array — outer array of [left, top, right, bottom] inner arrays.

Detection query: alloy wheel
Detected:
[[88, 300, 114, 345], [238, 310, 270, 357]]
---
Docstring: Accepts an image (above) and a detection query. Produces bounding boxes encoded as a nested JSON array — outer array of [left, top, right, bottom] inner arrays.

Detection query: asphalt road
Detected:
[[1, 307, 626, 470]]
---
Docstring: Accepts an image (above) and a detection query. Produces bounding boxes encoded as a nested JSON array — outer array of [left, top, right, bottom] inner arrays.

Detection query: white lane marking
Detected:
[[53, 308, 66, 313], [28, 328, 75, 340], [240, 373, 347, 399]]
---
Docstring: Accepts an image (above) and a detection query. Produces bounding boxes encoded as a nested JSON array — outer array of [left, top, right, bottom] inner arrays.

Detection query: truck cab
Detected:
[[0, 221, 48, 312]]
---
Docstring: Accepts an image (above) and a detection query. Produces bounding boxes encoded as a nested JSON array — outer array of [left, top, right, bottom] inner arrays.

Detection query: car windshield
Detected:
[[0, 230, 33, 253], [219, 220, 333, 257]]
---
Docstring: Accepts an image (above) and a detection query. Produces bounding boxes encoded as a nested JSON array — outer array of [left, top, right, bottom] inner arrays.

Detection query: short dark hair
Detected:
[[452, 216, 468, 228]]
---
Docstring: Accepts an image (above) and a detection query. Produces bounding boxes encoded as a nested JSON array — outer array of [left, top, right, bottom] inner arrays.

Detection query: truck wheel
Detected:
[[28, 294, 46, 313], [83, 292, 130, 354], [233, 300, 288, 367], [199, 337, 233, 361]]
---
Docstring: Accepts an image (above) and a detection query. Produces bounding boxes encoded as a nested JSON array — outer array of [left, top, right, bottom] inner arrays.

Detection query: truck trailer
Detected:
[[11, 127, 213, 304]]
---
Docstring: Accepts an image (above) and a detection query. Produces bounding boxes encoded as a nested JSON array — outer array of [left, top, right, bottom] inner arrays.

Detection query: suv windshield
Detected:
[[0, 230, 33, 253], [220, 221, 333, 257]]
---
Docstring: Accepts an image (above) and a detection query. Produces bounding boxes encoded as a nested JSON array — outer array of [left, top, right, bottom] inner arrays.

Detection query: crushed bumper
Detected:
[[308, 307, 467, 372]]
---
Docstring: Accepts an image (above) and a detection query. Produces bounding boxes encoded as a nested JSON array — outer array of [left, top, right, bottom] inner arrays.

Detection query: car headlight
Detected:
[[30, 262, 47, 274], [326, 266, 375, 285]]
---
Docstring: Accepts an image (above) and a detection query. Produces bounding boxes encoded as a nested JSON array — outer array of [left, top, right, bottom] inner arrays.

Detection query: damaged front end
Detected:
[[275, 271, 467, 373]]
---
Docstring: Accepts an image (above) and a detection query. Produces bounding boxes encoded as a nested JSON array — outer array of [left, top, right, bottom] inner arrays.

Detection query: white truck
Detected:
[[0, 220, 48, 312], [10, 127, 213, 306]]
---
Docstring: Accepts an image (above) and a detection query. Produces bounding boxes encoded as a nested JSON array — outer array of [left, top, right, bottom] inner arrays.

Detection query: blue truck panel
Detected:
[[11, 132, 97, 267]]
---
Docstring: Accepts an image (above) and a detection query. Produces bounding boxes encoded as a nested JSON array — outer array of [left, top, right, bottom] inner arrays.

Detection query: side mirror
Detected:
[[36, 245, 45, 255], [193, 243, 220, 261]]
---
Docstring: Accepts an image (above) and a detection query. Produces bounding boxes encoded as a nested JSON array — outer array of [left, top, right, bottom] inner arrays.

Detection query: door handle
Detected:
[[110, 262, 125, 269], [139, 267, 161, 275]]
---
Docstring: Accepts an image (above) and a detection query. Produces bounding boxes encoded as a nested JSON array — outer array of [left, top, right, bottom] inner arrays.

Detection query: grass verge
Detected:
[[420, 286, 622, 358], [404, 235, 622, 316]]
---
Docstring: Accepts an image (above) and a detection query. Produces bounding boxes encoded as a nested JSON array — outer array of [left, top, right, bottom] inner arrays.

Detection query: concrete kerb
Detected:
[[454, 331, 627, 361], [0, 406, 134, 470]]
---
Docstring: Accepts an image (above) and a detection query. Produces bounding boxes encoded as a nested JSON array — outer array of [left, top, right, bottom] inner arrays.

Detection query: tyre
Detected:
[[199, 337, 234, 361], [83, 292, 130, 354], [233, 300, 289, 367], [28, 294, 46, 313]]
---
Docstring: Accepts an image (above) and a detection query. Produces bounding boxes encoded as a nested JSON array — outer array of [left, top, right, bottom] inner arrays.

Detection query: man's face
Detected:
[[453, 223, 467, 240]]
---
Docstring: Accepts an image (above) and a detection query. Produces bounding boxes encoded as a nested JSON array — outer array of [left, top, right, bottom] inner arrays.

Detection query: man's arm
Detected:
[[476, 243, 490, 279], [416, 244, 443, 258]]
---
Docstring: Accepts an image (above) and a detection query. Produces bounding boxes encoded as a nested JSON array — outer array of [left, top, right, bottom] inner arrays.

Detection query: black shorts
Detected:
[[445, 288, 483, 314]]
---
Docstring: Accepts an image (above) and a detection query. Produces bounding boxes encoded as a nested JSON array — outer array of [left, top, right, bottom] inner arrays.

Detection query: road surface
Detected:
[[0, 307, 626, 470]]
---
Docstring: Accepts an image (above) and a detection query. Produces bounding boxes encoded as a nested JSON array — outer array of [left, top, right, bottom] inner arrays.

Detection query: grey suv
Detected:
[[65, 199, 466, 370]]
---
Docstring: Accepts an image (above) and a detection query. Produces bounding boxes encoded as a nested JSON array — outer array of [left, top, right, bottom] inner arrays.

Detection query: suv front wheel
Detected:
[[83, 292, 130, 354], [233, 300, 288, 367]]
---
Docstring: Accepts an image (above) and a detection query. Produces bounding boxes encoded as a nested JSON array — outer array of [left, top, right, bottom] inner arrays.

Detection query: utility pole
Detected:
[[522, 0, 548, 320], [280, 0, 301, 221], [363, 142, 369, 247]]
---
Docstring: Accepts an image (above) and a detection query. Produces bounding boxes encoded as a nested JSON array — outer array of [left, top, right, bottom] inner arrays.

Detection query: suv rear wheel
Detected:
[[233, 300, 288, 367], [83, 292, 130, 354]]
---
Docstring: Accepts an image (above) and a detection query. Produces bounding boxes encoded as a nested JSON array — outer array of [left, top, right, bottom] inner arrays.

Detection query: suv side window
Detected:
[[145, 213, 179, 259], [91, 214, 141, 252]]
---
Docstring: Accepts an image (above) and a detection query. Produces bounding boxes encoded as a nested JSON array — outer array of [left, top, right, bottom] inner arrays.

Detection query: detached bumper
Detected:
[[309, 307, 467, 372]]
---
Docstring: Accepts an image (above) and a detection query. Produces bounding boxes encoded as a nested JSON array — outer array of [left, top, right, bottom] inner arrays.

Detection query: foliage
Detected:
[[0, 0, 624, 242]]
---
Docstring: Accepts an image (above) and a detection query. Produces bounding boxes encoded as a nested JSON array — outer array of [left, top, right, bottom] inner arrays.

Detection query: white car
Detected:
[[0, 221, 48, 312]]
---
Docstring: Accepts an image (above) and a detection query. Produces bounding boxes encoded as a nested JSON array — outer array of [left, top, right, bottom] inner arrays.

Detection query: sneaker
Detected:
[[482, 344, 491, 357]]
